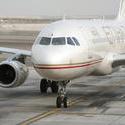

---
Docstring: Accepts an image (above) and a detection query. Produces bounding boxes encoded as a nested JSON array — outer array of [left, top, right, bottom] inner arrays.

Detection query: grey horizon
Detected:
[[0, 0, 120, 18]]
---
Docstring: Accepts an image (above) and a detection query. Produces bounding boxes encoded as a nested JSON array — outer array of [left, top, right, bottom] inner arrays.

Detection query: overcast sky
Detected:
[[0, 0, 120, 18]]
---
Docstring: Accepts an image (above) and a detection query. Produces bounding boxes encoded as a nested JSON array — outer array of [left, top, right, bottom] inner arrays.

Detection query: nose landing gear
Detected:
[[56, 81, 69, 108]]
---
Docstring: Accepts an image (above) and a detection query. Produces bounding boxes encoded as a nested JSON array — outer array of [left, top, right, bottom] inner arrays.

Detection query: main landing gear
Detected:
[[40, 79, 69, 108], [40, 79, 58, 93]]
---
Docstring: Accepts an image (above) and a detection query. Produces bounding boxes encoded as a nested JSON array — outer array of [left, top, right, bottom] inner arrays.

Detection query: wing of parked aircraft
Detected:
[[0, 47, 31, 56]]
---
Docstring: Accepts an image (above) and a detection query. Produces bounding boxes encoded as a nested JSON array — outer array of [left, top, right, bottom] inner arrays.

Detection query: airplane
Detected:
[[0, 0, 125, 108]]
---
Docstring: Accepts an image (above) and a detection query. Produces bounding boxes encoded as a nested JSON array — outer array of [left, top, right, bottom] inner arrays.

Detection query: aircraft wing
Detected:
[[112, 54, 125, 67], [0, 47, 31, 56]]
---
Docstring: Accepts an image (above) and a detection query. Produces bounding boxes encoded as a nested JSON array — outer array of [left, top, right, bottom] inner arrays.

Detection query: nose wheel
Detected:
[[56, 81, 68, 108]]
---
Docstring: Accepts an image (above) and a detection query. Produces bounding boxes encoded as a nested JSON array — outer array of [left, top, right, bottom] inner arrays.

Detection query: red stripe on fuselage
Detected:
[[34, 60, 102, 70]]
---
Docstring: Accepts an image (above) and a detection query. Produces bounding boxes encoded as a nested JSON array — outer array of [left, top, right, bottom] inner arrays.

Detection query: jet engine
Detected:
[[94, 53, 120, 75], [0, 61, 29, 88]]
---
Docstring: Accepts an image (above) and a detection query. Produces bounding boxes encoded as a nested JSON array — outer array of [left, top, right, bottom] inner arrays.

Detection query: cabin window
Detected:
[[67, 37, 75, 45], [39, 37, 51, 45], [72, 37, 80, 46], [52, 37, 66, 45]]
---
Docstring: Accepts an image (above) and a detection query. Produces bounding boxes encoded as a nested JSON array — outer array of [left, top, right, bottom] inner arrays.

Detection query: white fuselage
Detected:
[[31, 19, 125, 81]]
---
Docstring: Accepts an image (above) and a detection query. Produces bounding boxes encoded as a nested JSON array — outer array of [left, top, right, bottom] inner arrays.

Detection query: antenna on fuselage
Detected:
[[62, 14, 66, 21], [102, 16, 105, 20], [102, 16, 105, 25]]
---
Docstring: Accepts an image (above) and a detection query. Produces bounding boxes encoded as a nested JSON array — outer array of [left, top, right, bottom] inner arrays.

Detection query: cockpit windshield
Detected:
[[52, 37, 65, 45], [39, 37, 51, 45], [37, 37, 80, 46]]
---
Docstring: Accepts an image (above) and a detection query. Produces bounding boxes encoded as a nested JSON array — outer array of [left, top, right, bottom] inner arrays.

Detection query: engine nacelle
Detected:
[[94, 53, 120, 75], [0, 61, 29, 88]]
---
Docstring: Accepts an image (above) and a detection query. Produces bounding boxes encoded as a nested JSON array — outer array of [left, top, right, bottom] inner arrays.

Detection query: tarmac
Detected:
[[0, 30, 125, 125]]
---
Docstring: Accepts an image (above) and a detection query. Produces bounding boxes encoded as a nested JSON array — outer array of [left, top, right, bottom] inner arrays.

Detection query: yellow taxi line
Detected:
[[68, 96, 88, 106], [20, 108, 61, 125], [56, 111, 125, 116], [20, 80, 125, 125], [56, 111, 100, 115], [99, 80, 125, 92]]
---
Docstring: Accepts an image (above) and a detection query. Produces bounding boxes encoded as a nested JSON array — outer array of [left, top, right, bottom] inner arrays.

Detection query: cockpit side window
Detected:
[[39, 37, 51, 45], [72, 37, 80, 46], [52, 37, 66, 45], [35, 37, 41, 44], [67, 37, 75, 46]]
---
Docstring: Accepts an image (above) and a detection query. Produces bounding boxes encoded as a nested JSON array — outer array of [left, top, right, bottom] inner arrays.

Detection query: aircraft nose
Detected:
[[40, 51, 65, 65], [33, 48, 70, 80]]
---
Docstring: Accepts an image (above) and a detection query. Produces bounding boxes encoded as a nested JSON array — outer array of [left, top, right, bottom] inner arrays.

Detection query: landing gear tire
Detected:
[[56, 81, 69, 108], [56, 96, 62, 108], [63, 97, 68, 108], [56, 96, 68, 108], [40, 79, 48, 93], [51, 81, 58, 93]]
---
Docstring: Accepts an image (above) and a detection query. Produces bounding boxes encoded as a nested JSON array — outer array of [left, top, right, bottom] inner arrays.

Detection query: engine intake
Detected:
[[0, 64, 16, 85], [0, 61, 29, 88]]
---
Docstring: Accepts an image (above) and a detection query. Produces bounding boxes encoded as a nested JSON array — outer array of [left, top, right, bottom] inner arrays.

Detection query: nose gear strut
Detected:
[[56, 80, 69, 108]]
